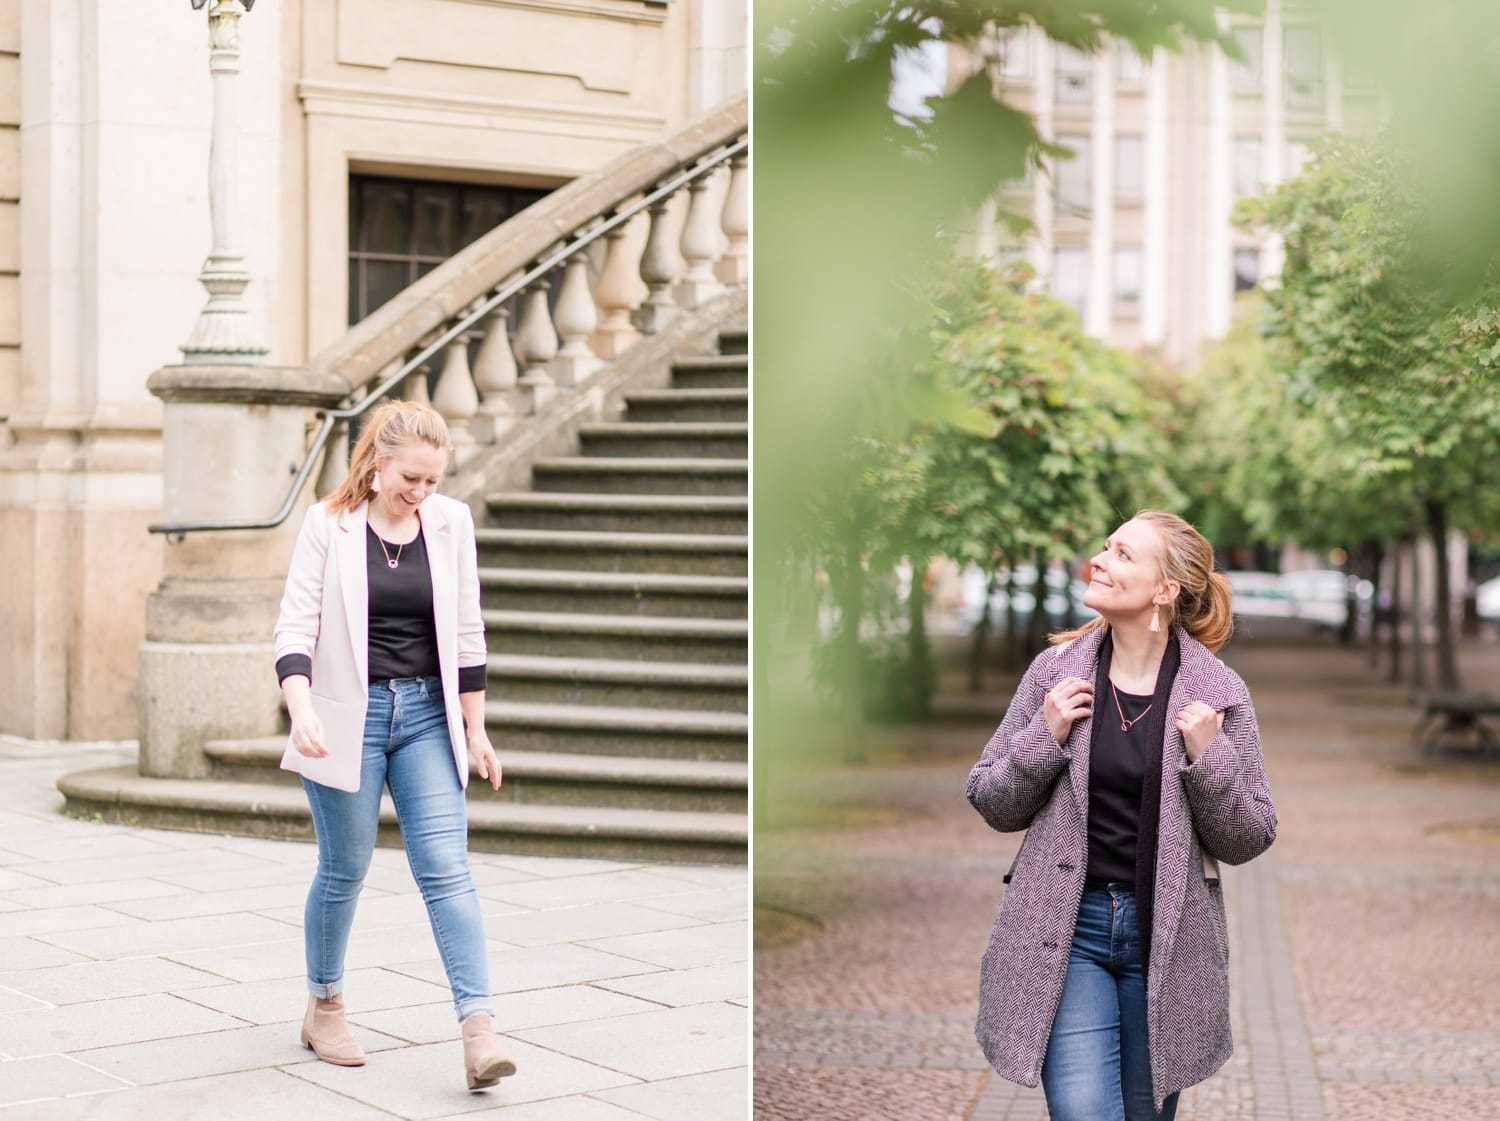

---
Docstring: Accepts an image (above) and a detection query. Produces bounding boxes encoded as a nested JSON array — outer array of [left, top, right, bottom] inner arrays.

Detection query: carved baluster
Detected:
[[403, 357, 431, 405], [632, 196, 679, 334], [677, 175, 722, 309], [515, 276, 558, 412], [718, 155, 749, 285], [552, 251, 601, 386], [431, 333, 478, 457], [472, 306, 519, 438], [594, 220, 641, 358]]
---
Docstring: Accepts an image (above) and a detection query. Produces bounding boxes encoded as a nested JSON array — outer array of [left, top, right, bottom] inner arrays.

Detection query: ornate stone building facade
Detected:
[[0, 0, 746, 742]]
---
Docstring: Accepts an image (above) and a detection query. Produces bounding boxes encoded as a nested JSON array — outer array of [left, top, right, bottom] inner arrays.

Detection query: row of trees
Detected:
[[809, 129, 1500, 725]]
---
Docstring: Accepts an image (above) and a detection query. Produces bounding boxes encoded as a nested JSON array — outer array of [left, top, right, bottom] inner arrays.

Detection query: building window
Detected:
[[1116, 135, 1145, 200], [1053, 247, 1089, 315], [1229, 25, 1262, 91], [1284, 27, 1323, 113], [347, 175, 550, 325], [1054, 135, 1091, 215], [1113, 247, 1143, 307], [1234, 249, 1261, 293], [1233, 137, 1262, 198], [1055, 44, 1092, 105], [1117, 43, 1147, 86], [998, 26, 1031, 80]]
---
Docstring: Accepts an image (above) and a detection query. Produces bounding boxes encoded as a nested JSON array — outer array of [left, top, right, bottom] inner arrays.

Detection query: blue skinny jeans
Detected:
[[301, 674, 494, 1022], [1041, 886, 1180, 1121]]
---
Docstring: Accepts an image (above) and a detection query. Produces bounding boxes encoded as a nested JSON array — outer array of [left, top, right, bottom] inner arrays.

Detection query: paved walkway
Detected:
[[754, 634, 1500, 1120], [0, 739, 747, 1120]]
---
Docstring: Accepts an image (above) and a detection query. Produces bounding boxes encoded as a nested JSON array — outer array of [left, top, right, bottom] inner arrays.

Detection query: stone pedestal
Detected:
[[138, 364, 347, 779]]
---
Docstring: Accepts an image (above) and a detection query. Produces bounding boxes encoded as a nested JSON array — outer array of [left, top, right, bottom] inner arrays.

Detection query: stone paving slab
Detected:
[[0, 738, 746, 1120]]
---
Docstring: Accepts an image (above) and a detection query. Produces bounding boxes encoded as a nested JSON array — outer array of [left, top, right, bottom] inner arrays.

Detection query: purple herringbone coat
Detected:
[[967, 625, 1277, 1110]]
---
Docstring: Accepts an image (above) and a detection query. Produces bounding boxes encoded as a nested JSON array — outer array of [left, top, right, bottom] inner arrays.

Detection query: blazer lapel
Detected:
[[1054, 628, 1105, 825], [420, 499, 457, 684], [336, 503, 370, 689]]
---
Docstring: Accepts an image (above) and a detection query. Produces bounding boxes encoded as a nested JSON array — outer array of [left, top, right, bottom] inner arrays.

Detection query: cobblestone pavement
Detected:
[[0, 738, 747, 1120], [754, 635, 1500, 1120]]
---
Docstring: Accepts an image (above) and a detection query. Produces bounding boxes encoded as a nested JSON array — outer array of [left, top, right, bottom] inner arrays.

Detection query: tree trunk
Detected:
[[1387, 540, 1403, 684], [907, 560, 933, 716], [835, 536, 866, 757], [969, 569, 999, 694], [1367, 540, 1385, 667], [1426, 498, 1461, 692], [1409, 530, 1426, 693], [1005, 568, 1023, 670], [1027, 564, 1049, 658]]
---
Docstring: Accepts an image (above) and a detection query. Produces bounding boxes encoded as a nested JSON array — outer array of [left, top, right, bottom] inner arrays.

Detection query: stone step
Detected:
[[487, 653, 748, 712], [478, 567, 747, 619], [579, 422, 747, 460], [199, 737, 747, 813], [531, 457, 747, 497], [672, 354, 747, 389], [58, 765, 745, 864], [484, 492, 747, 536], [718, 328, 747, 356], [482, 609, 747, 663], [485, 699, 747, 761], [623, 388, 747, 424], [475, 528, 747, 577]]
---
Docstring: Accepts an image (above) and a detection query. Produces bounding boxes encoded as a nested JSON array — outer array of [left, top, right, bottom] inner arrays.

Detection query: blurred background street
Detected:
[[753, 626, 1500, 1121]]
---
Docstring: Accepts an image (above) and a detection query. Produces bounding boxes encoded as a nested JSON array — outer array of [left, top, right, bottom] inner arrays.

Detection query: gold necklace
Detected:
[[373, 529, 404, 570], [1110, 682, 1152, 732]]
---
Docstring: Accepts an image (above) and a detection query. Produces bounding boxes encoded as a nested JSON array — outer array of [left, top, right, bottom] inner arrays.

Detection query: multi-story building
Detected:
[[950, 2, 1383, 367]]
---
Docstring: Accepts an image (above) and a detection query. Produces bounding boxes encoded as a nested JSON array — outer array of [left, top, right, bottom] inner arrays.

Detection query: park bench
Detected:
[[1411, 691, 1500, 754]]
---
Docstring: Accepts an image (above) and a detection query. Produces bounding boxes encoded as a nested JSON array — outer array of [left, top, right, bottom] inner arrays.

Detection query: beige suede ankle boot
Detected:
[[461, 1013, 516, 1089], [300, 992, 366, 1067]]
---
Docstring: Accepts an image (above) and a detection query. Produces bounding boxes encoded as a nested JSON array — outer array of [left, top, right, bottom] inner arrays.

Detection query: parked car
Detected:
[[1477, 574, 1500, 623], [955, 563, 1097, 631], [1223, 571, 1296, 619], [1281, 569, 1352, 629]]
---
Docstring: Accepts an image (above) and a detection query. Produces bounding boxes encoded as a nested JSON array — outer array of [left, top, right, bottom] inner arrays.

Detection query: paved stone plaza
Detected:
[[0, 741, 747, 1120], [755, 636, 1500, 1120]]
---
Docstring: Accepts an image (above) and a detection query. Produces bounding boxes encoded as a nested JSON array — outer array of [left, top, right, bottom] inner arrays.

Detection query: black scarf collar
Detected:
[[1090, 626, 1181, 979]]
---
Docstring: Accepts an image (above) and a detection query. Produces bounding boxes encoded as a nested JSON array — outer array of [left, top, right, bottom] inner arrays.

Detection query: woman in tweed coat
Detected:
[[967, 511, 1277, 1120]]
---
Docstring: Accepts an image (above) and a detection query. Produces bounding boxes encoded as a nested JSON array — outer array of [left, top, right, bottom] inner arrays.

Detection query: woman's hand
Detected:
[[1043, 677, 1094, 746], [468, 729, 502, 791], [1177, 702, 1225, 763], [289, 709, 328, 758]]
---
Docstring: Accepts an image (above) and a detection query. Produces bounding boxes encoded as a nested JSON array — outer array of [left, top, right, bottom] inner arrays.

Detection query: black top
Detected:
[[274, 520, 487, 693], [364, 524, 440, 682], [1086, 684, 1154, 886]]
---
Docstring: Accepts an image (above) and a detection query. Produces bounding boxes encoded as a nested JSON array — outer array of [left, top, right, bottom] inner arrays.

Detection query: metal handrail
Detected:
[[150, 134, 747, 541]]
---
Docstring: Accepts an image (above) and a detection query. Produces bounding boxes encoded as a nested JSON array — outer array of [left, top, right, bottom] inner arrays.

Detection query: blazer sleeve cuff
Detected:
[[458, 664, 488, 694], [276, 654, 312, 686]]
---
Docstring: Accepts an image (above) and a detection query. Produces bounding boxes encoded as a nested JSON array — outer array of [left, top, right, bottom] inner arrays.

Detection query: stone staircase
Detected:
[[61, 323, 748, 864]]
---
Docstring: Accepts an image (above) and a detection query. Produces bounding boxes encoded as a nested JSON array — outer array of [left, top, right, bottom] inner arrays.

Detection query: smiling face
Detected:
[[1081, 517, 1179, 625], [372, 441, 447, 520]]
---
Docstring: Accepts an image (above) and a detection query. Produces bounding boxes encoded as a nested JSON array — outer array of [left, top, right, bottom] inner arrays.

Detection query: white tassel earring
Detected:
[[1149, 603, 1161, 633]]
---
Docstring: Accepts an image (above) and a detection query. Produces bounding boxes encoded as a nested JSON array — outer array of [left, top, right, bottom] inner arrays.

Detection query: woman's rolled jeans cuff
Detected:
[[307, 979, 344, 1000], [303, 674, 494, 1023]]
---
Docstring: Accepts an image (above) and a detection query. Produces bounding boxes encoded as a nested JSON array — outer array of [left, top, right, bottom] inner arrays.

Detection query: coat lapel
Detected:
[[1151, 632, 1249, 976], [1053, 627, 1106, 825], [419, 498, 457, 685], [335, 503, 370, 689]]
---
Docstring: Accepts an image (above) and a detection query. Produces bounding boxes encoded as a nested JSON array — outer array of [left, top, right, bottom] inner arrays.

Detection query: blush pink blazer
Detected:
[[272, 494, 487, 793]]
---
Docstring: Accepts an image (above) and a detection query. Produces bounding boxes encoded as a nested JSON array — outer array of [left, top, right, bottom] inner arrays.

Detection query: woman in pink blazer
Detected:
[[273, 400, 514, 1091]]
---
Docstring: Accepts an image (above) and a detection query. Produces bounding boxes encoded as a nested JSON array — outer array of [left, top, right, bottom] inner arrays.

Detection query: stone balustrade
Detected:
[[314, 160, 746, 497]]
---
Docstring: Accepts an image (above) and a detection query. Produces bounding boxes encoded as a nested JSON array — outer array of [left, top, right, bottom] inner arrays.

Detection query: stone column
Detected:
[[138, 364, 346, 779]]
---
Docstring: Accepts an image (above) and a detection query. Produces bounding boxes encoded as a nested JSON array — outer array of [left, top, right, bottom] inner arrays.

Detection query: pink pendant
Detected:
[[1121, 721, 1129, 731], [388, 559, 399, 569]]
